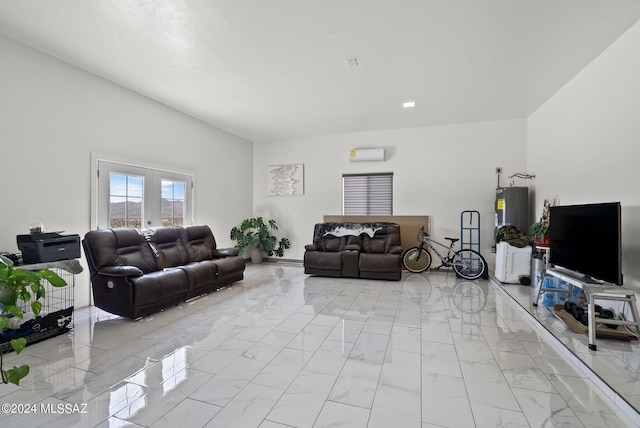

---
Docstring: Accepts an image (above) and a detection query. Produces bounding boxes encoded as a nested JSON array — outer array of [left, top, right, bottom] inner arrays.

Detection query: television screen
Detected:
[[549, 202, 622, 285]]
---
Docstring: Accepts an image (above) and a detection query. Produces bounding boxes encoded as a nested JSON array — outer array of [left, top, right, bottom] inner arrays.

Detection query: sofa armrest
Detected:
[[213, 247, 239, 258], [344, 244, 361, 252], [98, 265, 144, 277], [388, 246, 403, 255], [305, 244, 320, 251]]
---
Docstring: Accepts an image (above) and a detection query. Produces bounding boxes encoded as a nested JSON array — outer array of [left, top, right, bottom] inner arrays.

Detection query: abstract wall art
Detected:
[[267, 164, 304, 196]]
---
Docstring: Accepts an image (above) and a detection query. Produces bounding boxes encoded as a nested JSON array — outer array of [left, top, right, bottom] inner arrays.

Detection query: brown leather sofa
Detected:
[[82, 225, 245, 319], [304, 222, 402, 281]]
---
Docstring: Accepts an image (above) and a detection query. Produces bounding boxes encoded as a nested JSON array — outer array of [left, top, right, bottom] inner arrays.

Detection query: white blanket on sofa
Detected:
[[322, 222, 383, 238]]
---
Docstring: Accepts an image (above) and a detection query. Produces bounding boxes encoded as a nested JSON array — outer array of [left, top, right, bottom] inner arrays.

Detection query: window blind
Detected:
[[343, 173, 393, 215]]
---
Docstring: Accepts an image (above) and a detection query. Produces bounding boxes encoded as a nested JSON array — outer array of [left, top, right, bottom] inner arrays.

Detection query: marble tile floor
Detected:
[[496, 279, 640, 421], [0, 263, 637, 427]]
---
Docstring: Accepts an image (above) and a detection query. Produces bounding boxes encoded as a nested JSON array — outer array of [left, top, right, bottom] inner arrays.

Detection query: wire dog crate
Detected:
[[1, 259, 80, 353]]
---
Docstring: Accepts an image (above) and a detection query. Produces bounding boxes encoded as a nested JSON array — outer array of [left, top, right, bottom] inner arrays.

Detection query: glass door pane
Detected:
[[161, 179, 186, 226], [109, 173, 144, 228]]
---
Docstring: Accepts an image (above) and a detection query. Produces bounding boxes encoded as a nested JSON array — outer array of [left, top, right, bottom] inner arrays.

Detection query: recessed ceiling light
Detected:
[[403, 101, 416, 108]]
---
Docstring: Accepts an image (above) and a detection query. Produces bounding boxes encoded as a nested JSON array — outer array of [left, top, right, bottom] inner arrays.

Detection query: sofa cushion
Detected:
[[362, 235, 387, 253], [304, 251, 342, 270], [181, 225, 216, 262], [359, 253, 401, 272], [361, 224, 401, 253], [129, 268, 189, 306], [146, 226, 189, 269], [214, 256, 246, 279], [84, 228, 159, 274], [83, 229, 119, 272], [180, 260, 218, 291], [311, 223, 348, 252], [319, 236, 345, 252]]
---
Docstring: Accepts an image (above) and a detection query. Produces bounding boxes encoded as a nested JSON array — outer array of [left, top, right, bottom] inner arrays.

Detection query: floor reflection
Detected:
[[496, 279, 640, 416], [0, 264, 636, 427]]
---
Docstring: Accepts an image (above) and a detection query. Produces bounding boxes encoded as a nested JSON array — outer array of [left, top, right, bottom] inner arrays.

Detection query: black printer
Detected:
[[17, 232, 81, 264]]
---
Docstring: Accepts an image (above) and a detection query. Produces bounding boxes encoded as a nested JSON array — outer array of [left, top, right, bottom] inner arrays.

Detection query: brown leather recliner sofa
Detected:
[[304, 222, 403, 281], [82, 225, 245, 320]]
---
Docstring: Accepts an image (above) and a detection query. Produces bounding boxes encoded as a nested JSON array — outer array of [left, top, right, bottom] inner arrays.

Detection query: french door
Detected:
[[96, 160, 193, 229]]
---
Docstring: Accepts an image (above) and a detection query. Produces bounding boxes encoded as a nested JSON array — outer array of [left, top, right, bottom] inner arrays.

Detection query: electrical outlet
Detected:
[[496, 167, 503, 173]]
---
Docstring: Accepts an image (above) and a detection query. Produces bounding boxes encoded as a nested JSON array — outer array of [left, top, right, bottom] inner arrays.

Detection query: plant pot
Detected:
[[249, 246, 264, 264], [535, 235, 550, 247]]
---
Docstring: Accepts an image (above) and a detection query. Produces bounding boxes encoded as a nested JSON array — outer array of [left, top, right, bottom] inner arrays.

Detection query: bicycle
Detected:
[[402, 226, 488, 280]]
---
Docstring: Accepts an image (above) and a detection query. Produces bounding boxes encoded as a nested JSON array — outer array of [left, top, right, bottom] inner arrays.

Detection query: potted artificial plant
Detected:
[[0, 255, 66, 385], [530, 222, 550, 247], [530, 197, 554, 247], [230, 217, 291, 263]]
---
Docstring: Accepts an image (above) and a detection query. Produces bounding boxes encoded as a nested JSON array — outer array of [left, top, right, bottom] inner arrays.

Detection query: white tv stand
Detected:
[[534, 267, 640, 351]]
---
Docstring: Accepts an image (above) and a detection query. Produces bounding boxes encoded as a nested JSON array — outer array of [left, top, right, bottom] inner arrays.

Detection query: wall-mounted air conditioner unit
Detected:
[[349, 148, 385, 162]]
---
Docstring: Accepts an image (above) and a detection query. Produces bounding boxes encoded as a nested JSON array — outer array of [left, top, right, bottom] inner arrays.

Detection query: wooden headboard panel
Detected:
[[322, 215, 429, 250]]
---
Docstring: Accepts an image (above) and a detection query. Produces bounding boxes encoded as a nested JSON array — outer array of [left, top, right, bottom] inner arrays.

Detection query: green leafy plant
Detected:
[[530, 197, 556, 242], [230, 217, 291, 257], [0, 255, 66, 385], [529, 222, 550, 239]]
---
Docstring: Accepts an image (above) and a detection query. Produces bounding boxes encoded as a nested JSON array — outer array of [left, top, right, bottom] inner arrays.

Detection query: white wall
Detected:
[[8, 15, 637, 312], [0, 35, 254, 308], [254, 119, 528, 261], [528, 20, 640, 290]]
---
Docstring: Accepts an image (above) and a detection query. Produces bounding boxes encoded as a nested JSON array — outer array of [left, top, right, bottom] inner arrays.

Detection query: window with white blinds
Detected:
[[342, 173, 393, 215]]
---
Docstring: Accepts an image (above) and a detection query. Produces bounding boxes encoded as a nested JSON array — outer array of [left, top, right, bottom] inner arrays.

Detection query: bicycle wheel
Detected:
[[452, 249, 486, 280], [402, 247, 432, 273]]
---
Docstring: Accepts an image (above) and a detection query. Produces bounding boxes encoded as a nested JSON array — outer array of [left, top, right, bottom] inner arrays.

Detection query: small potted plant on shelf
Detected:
[[530, 197, 556, 247], [0, 255, 66, 385], [530, 221, 550, 247], [230, 217, 291, 263]]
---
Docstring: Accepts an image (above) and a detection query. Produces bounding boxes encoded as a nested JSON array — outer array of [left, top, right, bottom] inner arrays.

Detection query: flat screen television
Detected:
[[549, 202, 622, 285]]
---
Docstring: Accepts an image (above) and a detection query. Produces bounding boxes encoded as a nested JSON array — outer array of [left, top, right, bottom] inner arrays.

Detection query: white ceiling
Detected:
[[1, 1, 640, 142]]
